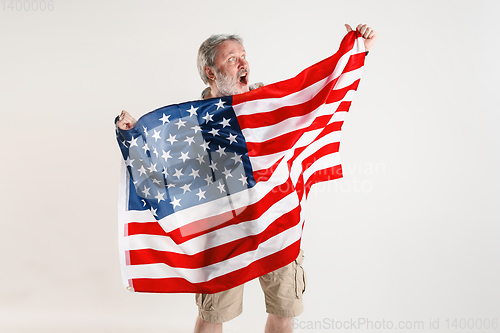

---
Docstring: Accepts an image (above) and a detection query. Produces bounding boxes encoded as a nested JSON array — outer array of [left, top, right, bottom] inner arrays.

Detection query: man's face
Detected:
[[212, 40, 250, 97]]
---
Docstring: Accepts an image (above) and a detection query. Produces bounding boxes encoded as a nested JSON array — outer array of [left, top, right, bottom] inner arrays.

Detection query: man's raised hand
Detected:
[[117, 110, 137, 130], [345, 24, 377, 51]]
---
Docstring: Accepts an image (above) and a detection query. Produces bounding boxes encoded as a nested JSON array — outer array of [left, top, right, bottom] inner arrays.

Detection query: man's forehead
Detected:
[[217, 40, 245, 57]]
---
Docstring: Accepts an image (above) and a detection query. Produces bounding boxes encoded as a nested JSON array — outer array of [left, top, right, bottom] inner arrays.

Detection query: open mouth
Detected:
[[238, 71, 248, 85]]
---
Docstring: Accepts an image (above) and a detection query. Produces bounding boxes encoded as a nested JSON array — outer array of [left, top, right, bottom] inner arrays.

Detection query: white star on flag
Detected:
[[187, 105, 198, 117], [142, 185, 150, 197], [227, 133, 238, 144], [154, 191, 165, 203], [180, 183, 191, 193], [192, 125, 202, 133], [215, 99, 225, 110], [217, 181, 225, 193], [189, 168, 200, 179], [222, 167, 233, 179], [173, 168, 184, 179], [159, 113, 170, 124], [200, 141, 210, 151], [202, 113, 214, 123], [162, 150, 172, 162], [231, 153, 242, 164], [170, 196, 181, 208], [147, 163, 157, 173], [152, 129, 161, 142], [128, 136, 138, 147], [220, 118, 231, 127], [184, 136, 195, 145], [138, 165, 147, 176], [216, 146, 226, 157], [166, 134, 177, 144], [179, 151, 190, 162], [196, 189, 206, 200], [175, 119, 186, 129], [204, 174, 213, 185], [125, 156, 134, 167], [208, 128, 220, 136], [238, 174, 248, 185]]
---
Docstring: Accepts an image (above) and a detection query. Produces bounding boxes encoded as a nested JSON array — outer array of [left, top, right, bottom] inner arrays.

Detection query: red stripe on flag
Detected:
[[127, 221, 166, 236]]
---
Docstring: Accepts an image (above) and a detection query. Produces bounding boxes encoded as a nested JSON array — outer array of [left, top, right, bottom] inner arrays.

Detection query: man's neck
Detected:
[[205, 85, 222, 99]]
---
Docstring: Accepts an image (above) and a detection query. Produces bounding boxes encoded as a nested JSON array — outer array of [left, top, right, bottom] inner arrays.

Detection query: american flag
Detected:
[[116, 31, 365, 293]]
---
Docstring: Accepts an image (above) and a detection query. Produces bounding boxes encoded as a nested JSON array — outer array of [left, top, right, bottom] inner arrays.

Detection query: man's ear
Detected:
[[204, 66, 216, 81]]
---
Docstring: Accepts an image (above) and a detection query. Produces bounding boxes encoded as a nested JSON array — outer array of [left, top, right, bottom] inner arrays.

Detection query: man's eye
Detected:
[[242, 55, 246, 60], [229, 57, 235, 62]]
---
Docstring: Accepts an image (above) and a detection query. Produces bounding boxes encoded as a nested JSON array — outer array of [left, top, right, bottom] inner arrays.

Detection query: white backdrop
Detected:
[[1, 0, 499, 332]]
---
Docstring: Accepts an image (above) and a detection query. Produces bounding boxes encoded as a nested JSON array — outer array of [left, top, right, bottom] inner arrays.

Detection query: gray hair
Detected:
[[197, 34, 243, 85]]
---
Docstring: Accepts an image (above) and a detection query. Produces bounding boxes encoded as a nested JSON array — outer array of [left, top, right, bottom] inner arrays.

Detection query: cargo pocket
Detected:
[[195, 293, 219, 311], [293, 250, 307, 299]]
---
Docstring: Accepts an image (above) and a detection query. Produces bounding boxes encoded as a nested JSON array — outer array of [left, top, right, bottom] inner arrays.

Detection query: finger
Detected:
[[363, 27, 372, 38], [119, 110, 129, 121], [356, 24, 365, 34], [345, 24, 353, 32]]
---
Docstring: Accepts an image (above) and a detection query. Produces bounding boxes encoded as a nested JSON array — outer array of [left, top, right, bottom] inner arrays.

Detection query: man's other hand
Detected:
[[117, 110, 137, 130], [345, 24, 377, 51]]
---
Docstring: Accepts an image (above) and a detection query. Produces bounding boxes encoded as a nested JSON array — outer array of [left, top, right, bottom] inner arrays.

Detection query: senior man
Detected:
[[117, 23, 376, 333]]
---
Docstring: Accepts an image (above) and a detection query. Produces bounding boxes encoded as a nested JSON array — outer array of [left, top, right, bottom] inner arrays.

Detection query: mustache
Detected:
[[237, 69, 249, 77]]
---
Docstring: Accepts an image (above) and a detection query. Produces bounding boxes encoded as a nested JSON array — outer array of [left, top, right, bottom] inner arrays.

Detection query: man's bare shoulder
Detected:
[[249, 82, 264, 90]]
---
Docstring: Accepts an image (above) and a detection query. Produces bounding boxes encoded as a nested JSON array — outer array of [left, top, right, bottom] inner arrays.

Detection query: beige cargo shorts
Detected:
[[195, 249, 306, 323]]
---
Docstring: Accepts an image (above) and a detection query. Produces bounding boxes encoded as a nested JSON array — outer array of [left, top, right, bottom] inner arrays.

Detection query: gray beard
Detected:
[[214, 70, 247, 97]]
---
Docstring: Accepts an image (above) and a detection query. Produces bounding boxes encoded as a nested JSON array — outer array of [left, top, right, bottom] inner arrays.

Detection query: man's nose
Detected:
[[238, 58, 248, 68]]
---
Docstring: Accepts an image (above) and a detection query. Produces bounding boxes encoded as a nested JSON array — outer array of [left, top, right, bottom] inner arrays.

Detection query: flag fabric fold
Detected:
[[115, 31, 365, 293]]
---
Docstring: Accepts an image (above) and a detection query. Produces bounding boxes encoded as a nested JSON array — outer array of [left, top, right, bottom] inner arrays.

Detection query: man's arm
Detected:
[[345, 24, 377, 51]]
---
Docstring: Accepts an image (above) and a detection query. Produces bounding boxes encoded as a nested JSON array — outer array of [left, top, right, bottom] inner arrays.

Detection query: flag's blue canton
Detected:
[[116, 96, 256, 220]]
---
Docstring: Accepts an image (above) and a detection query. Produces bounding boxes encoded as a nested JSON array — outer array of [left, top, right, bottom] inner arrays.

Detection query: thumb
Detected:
[[345, 24, 353, 32]]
